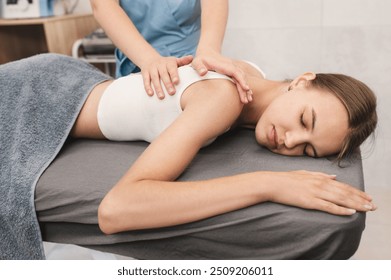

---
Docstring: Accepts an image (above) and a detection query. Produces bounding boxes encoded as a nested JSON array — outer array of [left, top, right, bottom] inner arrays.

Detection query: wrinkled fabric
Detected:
[[0, 54, 109, 259]]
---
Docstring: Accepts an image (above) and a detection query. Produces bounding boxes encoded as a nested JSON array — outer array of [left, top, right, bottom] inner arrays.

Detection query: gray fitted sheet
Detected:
[[35, 128, 365, 259]]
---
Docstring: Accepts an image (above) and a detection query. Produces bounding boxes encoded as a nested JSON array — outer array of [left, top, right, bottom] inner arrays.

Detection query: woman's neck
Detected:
[[237, 76, 288, 127]]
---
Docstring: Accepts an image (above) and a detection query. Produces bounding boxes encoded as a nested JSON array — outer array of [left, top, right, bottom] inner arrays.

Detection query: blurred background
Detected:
[[1, 0, 389, 259]]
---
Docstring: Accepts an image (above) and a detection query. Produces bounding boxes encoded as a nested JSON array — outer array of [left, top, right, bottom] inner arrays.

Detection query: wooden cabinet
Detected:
[[0, 14, 99, 64]]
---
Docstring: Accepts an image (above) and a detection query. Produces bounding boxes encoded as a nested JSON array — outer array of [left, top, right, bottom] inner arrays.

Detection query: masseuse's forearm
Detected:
[[197, 0, 228, 54], [90, 0, 160, 68], [98, 171, 271, 234]]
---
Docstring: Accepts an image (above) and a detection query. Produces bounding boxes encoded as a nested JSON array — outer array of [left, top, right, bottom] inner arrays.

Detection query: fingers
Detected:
[[334, 182, 372, 203], [226, 66, 250, 95], [142, 56, 186, 98], [177, 55, 193, 67], [158, 64, 176, 96], [314, 196, 376, 216], [235, 82, 252, 104], [191, 59, 208, 76], [211, 62, 250, 91], [149, 67, 165, 99], [312, 178, 376, 214], [287, 170, 376, 216], [297, 170, 337, 180], [313, 199, 358, 216], [166, 62, 179, 85], [141, 71, 154, 97], [192, 57, 252, 103]]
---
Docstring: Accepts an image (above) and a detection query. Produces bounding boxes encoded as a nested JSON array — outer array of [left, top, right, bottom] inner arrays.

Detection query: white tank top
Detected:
[[97, 63, 264, 143]]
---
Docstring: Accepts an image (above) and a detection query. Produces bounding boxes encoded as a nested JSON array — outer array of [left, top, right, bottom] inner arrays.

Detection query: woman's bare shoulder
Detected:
[[181, 78, 242, 113]]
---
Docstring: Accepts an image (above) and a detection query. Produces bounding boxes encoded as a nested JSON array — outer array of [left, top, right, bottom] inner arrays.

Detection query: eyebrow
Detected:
[[311, 108, 319, 158]]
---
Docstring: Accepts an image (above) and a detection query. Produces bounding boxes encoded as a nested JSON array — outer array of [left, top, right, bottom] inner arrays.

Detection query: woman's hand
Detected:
[[140, 55, 194, 99], [192, 50, 252, 104], [265, 170, 376, 215]]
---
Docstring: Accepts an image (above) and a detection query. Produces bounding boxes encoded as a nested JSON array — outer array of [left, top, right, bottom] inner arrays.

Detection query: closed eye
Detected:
[[300, 113, 309, 155], [303, 144, 318, 158], [300, 113, 306, 127], [303, 144, 308, 156], [300, 110, 317, 157]]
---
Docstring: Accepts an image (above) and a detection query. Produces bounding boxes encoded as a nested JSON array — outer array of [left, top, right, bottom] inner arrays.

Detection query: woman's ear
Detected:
[[289, 72, 316, 90]]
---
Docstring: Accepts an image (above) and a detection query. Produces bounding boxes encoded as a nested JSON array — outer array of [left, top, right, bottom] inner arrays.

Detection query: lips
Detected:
[[268, 125, 278, 149]]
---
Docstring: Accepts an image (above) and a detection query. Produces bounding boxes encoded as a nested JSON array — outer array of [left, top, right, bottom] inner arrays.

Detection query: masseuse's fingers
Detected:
[[141, 56, 194, 98], [165, 55, 193, 86], [192, 56, 251, 104], [191, 59, 208, 76], [192, 58, 249, 103], [158, 63, 176, 96], [159, 56, 194, 96], [214, 62, 250, 101], [234, 80, 252, 104], [176, 55, 194, 68], [149, 67, 165, 99], [141, 71, 154, 97], [167, 63, 179, 84]]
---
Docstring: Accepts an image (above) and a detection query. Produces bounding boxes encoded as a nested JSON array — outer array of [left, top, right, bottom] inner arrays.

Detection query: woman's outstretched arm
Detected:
[[97, 80, 374, 235]]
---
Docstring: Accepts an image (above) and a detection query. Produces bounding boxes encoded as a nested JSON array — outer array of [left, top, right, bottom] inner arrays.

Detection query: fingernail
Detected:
[[348, 209, 356, 214], [169, 87, 175, 94], [364, 204, 372, 210], [147, 90, 153, 96], [172, 77, 179, 84]]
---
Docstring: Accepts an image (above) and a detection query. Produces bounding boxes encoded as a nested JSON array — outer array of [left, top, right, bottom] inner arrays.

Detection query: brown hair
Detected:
[[309, 73, 377, 161]]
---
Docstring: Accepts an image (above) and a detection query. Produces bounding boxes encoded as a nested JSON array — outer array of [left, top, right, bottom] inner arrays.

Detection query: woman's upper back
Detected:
[[97, 65, 234, 143]]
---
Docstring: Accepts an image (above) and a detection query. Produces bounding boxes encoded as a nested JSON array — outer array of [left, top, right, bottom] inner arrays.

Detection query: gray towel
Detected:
[[0, 54, 110, 259]]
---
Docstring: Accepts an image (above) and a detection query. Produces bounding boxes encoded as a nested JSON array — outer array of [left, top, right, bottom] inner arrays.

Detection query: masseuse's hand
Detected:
[[140, 55, 193, 99], [266, 170, 377, 216], [192, 50, 252, 104]]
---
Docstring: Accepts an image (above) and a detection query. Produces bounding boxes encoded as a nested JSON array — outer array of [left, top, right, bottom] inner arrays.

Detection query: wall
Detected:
[[72, 0, 92, 14], [223, 0, 391, 190]]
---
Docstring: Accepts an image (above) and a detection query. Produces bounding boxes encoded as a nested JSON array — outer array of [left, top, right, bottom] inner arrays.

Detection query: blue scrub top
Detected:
[[116, 0, 201, 77]]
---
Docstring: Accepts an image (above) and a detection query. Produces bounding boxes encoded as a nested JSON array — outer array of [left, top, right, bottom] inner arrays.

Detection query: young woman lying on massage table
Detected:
[[68, 56, 378, 235]]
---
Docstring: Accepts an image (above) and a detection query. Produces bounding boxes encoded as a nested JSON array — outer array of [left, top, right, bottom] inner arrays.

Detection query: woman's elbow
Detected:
[[97, 184, 144, 234], [97, 196, 118, 235]]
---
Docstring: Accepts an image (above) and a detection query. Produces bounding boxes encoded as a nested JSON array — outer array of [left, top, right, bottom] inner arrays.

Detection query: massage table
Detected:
[[35, 128, 365, 259]]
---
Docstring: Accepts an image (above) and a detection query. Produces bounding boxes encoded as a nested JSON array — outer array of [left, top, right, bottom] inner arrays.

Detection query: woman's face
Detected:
[[255, 78, 349, 158]]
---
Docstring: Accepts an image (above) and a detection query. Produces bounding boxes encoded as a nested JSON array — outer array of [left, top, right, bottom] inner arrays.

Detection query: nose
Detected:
[[283, 131, 308, 152]]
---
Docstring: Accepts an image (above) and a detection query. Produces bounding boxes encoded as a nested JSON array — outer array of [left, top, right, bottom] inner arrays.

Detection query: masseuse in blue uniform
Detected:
[[90, 0, 252, 103]]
